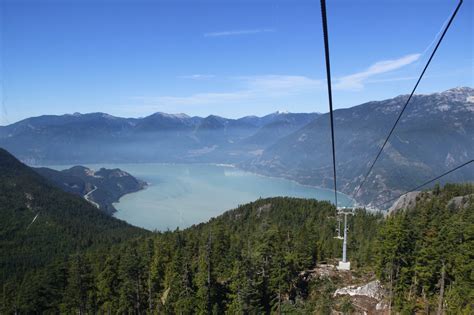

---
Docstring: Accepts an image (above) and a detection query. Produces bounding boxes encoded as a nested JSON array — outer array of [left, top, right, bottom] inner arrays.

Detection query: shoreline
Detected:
[[110, 162, 356, 213], [109, 180, 149, 214], [39, 161, 357, 207], [234, 166, 357, 206]]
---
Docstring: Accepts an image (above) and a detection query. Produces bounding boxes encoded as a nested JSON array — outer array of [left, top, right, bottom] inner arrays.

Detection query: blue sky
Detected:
[[0, 0, 472, 125]]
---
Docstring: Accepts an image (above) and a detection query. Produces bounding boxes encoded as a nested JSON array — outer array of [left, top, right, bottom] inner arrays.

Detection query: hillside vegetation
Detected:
[[0, 148, 147, 310], [1, 148, 472, 314]]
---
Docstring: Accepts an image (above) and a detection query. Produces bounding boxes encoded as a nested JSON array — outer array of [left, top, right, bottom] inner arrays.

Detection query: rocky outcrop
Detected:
[[388, 191, 422, 215], [447, 194, 473, 209], [334, 280, 389, 314], [296, 264, 389, 314], [334, 280, 385, 300]]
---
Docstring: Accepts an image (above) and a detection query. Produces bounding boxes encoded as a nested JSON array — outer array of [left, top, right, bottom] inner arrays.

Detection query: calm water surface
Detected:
[[52, 163, 353, 231]]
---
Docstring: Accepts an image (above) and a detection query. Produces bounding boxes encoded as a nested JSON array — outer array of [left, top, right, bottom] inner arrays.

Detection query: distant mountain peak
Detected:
[[152, 112, 190, 119], [442, 86, 473, 94], [204, 114, 226, 121], [384, 86, 472, 101], [437, 87, 473, 102], [66, 112, 119, 120], [100, 113, 118, 119]]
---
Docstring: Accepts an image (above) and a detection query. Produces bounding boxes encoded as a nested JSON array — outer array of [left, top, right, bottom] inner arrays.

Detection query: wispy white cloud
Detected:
[[132, 75, 321, 108], [335, 53, 421, 91], [178, 74, 216, 80], [129, 54, 422, 114], [421, 12, 452, 56], [204, 28, 275, 37]]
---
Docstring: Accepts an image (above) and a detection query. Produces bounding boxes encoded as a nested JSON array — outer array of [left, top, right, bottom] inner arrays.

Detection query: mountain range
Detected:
[[1, 87, 472, 207], [0, 110, 318, 165], [245, 87, 474, 205]]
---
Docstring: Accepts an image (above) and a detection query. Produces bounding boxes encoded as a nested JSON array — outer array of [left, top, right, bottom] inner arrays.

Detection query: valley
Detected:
[[1, 88, 472, 209]]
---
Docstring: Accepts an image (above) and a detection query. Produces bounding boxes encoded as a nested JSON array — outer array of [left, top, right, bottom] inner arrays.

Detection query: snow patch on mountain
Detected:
[[437, 104, 450, 112], [298, 133, 307, 142], [155, 112, 190, 119]]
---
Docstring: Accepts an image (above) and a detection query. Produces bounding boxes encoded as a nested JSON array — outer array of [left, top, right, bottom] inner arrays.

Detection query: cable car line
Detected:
[[353, 0, 463, 198], [319, 0, 464, 270], [373, 159, 473, 209], [320, 0, 338, 208], [320, 0, 464, 208], [321, 0, 354, 270]]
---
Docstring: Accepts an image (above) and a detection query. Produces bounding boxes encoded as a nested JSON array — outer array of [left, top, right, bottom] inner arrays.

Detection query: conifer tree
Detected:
[[97, 255, 120, 313], [62, 254, 94, 314], [118, 244, 145, 313]]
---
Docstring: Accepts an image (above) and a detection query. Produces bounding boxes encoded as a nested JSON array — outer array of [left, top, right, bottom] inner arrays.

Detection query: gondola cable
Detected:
[[321, 0, 355, 270], [319, 0, 465, 270], [320, 0, 338, 209], [353, 0, 464, 198]]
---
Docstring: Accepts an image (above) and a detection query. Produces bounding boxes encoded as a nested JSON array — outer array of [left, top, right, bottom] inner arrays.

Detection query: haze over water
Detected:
[[53, 163, 353, 231]]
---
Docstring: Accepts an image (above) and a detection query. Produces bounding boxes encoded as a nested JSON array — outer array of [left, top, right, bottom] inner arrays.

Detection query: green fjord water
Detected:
[[52, 163, 353, 231]]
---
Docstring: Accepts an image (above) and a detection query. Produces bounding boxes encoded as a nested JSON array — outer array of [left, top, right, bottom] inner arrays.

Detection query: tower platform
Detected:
[[337, 261, 351, 271]]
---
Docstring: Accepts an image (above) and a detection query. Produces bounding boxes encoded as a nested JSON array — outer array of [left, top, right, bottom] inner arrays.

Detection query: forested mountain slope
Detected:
[[244, 87, 474, 207], [0, 148, 147, 308], [376, 183, 473, 313]]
